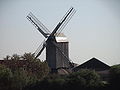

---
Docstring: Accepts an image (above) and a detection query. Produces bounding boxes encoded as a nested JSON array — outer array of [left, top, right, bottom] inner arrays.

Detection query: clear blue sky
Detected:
[[0, 0, 120, 66]]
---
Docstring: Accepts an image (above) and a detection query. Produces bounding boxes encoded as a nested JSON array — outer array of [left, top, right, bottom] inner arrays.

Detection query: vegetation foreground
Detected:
[[0, 53, 120, 90]]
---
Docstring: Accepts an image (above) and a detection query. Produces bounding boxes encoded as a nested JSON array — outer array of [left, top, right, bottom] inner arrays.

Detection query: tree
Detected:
[[0, 64, 13, 90], [66, 69, 103, 89], [21, 53, 50, 80], [3, 55, 10, 60], [11, 68, 38, 90], [23, 69, 104, 90], [78, 69, 102, 87], [11, 54, 20, 61], [1, 53, 50, 90], [3, 53, 50, 80], [109, 64, 120, 89], [21, 52, 35, 61], [0, 64, 38, 90]]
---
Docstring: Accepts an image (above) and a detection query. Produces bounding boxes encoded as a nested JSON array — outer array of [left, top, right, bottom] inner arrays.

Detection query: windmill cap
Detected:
[[55, 33, 68, 42]]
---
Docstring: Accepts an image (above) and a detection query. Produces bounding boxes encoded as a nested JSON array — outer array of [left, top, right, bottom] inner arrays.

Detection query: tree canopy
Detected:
[[0, 52, 50, 90], [109, 64, 120, 89]]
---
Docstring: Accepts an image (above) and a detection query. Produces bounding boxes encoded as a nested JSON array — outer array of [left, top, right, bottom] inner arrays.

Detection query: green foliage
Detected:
[[23, 74, 63, 90], [11, 54, 21, 60], [109, 64, 120, 89], [24, 69, 104, 90], [110, 64, 120, 76], [21, 53, 50, 80], [0, 64, 38, 90], [11, 68, 38, 90], [78, 69, 102, 87], [44, 74, 65, 85], [26, 60, 49, 80], [1, 52, 50, 90], [66, 69, 103, 89], [0, 64, 13, 90], [21, 52, 35, 61], [3, 55, 10, 60], [3, 52, 50, 80], [66, 71, 86, 88]]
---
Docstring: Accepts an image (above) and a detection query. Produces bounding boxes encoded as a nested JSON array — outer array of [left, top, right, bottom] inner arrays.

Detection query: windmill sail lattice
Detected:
[[55, 7, 76, 37], [34, 40, 46, 59], [50, 7, 76, 37], [27, 12, 50, 38]]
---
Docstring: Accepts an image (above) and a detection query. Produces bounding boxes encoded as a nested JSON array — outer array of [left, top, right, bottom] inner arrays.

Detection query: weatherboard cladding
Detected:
[[46, 39, 69, 69], [46, 40, 56, 69], [56, 42, 69, 68]]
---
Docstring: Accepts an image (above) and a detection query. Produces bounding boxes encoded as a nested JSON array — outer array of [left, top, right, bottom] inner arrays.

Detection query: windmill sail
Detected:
[[34, 40, 46, 59], [56, 7, 76, 37], [26, 12, 50, 38], [50, 7, 76, 37]]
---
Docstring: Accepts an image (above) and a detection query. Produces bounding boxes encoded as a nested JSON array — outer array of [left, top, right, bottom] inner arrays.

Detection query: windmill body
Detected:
[[26, 7, 76, 71], [46, 33, 69, 70]]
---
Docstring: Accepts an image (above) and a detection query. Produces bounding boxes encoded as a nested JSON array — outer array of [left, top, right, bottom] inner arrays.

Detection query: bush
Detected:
[[23, 69, 104, 90], [65, 71, 86, 89], [66, 69, 104, 90], [1, 53, 50, 90], [23, 74, 66, 90], [109, 64, 120, 89], [0, 64, 13, 90], [22, 53, 50, 80], [11, 68, 38, 90], [0, 64, 38, 90]]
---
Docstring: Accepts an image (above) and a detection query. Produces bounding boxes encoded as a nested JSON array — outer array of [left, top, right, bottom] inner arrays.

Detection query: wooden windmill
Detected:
[[26, 7, 76, 71]]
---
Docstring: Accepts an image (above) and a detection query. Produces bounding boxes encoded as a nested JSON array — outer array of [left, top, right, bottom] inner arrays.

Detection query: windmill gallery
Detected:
[[26, 7, 110, 74]]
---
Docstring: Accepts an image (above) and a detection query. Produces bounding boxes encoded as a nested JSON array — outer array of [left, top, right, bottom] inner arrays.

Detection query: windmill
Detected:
[[26, 7, 76, 72]]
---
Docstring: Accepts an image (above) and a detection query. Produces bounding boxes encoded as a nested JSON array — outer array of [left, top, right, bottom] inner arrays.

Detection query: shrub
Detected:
[[22, 53, 50, 80], [0, 64, 13, 90], [11, 68, 38, 90], [109, 64, 120, 89], [23, 69, 104, 90], [66, 69, 103, 89], [1, 53, 50, 90]]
